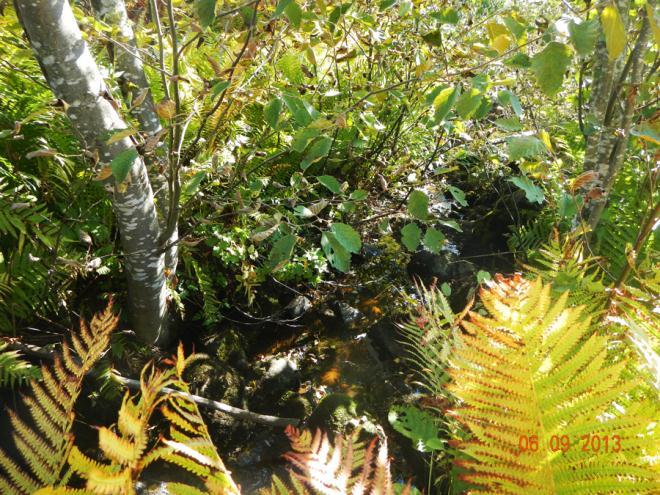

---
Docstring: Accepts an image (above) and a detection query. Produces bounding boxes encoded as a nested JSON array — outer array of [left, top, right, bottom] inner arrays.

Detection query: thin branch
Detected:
[[3, 340, 300, 427]]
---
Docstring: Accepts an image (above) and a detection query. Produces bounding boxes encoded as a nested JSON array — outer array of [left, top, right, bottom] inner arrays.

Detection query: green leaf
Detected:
[[277, 53, 304, 85], [388, 406, 443, 453], [447, 185, 467, 207], [422, 30, 442, 47], [264, 98, 282, 129], [433, 86, 460, 122], [110, 148, 138, 184], [196, 0, 216, 29], [317, 175, 341, 194], [273, 0, 293, 18], [408, 190, 429, 220], [568, 19, 599, 57], [321, 232, 351, 272], [507, 135, 547, 161], [300, 136, 332, 169], [328, 3, 351, 33], [503, 15, 526, 39], [331, 223, 361, 253], [495, 117, 523, 131], [440, 282, 451, 296], [350, 189, 367, 200], [291, 127, 320, 152], [476, 270, 492, 284], [283, 94, 312, 126], [285, 1, 302, 28], [423, 227, 445, 254], [506, 52, 531, 68], [182, 171, 206, 199], [379, 0, 397, 12], [455, 88, 483, 119], [439, 7, 459, 25], [266, 234, 297, 271], [509, 175, 545, 204], [531, 42, 572, 96], [401, 223, 421, 251], [473, 97, 492, 120], [498, 90, 523, 117], [437, 219, 462, 232], [212, 80, 229, 97], [601, 4, 626, 60], [558, 193, 579, 220]]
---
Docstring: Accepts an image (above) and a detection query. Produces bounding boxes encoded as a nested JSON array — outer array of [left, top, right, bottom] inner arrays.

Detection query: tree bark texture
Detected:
[[91, 0, 178, 273], [15, 0, 170, 345], [583, 0, 651, 230]]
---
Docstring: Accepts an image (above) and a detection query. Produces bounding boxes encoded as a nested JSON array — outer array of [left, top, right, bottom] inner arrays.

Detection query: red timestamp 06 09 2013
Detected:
[[517, 434, 622, 454]]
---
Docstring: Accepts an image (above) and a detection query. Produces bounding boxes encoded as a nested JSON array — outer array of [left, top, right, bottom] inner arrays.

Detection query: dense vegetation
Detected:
[[0, 0, 657, 493]]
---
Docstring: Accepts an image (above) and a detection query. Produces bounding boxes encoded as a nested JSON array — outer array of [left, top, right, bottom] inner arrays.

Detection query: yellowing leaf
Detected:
[[539, 130, 553, 152], [486, 22, 509, 42], [491, 34, 512, 55], [601, 4, 626, 60], [156, 99, 177, 119], [106, 128, 136, 145]]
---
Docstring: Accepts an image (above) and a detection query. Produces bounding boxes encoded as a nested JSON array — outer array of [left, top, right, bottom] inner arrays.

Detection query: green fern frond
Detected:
[[0, 342, 40, 387], [398, 281, 458, 397], [447, 275, 658, 494], [522, 233, 607, 310], [0, 303, 118, 494]]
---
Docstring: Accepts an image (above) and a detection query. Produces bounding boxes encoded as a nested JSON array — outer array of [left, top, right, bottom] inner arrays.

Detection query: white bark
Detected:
[[15, 0, 170, 345], [91, 0, 178, 273]]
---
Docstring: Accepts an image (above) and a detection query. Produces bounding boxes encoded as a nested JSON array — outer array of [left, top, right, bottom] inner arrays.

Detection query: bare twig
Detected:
[[3, 340, 300, 427]]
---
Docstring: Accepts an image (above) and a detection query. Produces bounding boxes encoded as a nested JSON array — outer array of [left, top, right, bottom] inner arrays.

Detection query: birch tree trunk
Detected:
[[14, 0, 170, 345], [90, 0, 178, 274]]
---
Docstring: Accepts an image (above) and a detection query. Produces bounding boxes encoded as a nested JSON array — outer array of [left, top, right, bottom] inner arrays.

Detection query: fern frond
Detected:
[[398, 281, 459, 397], [262, 426, 409, 495], [0, 302, 118, 494], [0, 341, 40, 387], [447, 275, 658, 494]]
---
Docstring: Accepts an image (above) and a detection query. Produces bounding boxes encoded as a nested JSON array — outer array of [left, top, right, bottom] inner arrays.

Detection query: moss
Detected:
[[214, 328, 247, 364], [277, 393, 312, 420], [307, 393, 358, 432]]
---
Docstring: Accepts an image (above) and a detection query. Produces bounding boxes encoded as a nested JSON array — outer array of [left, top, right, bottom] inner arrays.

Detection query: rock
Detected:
[[407, 250, 450, 282], [331, 301, 364, 326], [307, 393, 358, 432], [282, 295, 312, 320], [212, 328, 248, 368], [368, 319, 406, 360]]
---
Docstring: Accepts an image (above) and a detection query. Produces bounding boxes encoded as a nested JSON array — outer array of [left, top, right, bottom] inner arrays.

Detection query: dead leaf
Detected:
[[155, 99, 176, 119], [26, 148, 57, 159], [94, 166, 113, 181], [570, 170, 599, 192], [130, 88, 150, 109]]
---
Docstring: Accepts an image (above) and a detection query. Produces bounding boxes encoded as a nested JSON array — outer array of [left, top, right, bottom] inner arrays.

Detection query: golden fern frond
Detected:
[[0, 302, 118, 494], [158, 345, 240, 495], [68, 344, 239, 495], [262, 426, 413, 495], [447, 275, 658, 494]]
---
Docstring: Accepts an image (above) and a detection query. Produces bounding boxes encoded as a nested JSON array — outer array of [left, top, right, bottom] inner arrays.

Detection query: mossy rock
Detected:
[[307, 393, 358, 432], [214, 328, 248, 365], [277, 392, 312, 420]]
